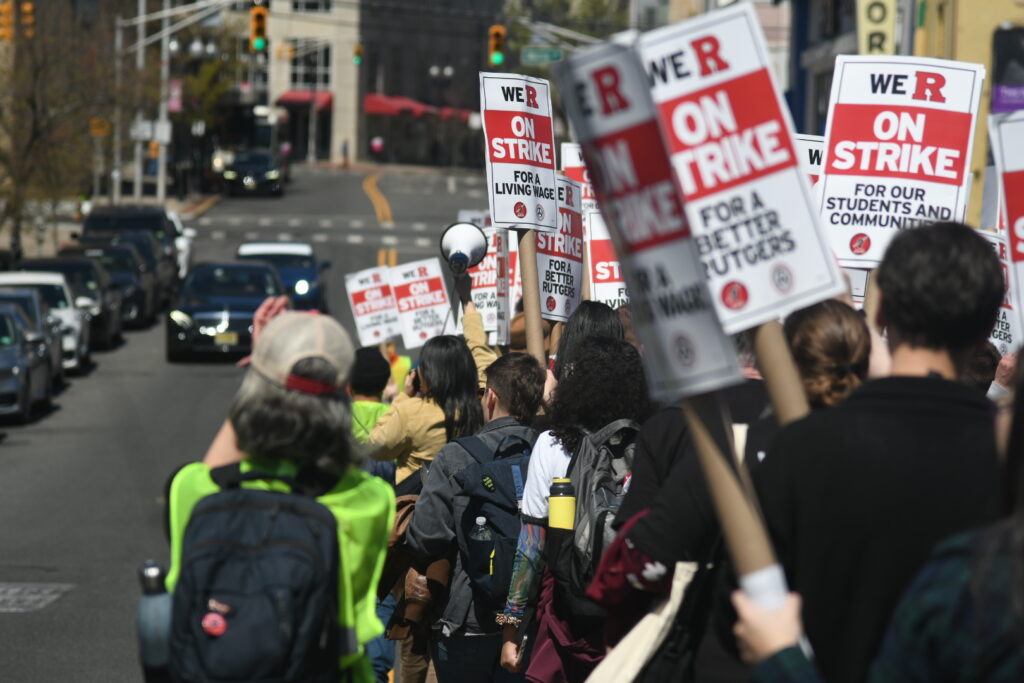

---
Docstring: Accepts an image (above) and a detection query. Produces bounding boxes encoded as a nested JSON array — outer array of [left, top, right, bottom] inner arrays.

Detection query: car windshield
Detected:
[[31, 265, 97, 297], [111, 236, 156, 267], [0, 316, 15, 347], [94, 251, 136, 274], [183, 267, 280, 299], [234, 151, 272, 166], [33, 285, 69, 309], [0, 295, 38, 323], [237, 253, 314, 269]]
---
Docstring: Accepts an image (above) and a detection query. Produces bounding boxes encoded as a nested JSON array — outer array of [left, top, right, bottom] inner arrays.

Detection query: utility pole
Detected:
[[133, 0, 145, 202], [112, 16, 123, 205], [157, 0, 169, 205]]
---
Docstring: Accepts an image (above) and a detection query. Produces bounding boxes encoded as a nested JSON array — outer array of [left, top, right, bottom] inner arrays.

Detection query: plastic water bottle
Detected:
[[137, 560, 172, 682], [469, 516, 492, 542]]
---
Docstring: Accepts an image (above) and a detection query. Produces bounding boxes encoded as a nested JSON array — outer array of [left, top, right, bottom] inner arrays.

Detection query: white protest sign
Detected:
[[819, 55, 985, 267], [990, 111, 1024, 355], [389, 258, 453, 349], [457, 209, 492, 228], [560, 142, 599, 211], [537, 177, 585, 322], [494, 230, 513, 345], [637, 3, 845, 333], [480, 73, 558, 231], [554, 40, 742, 400], [585, 210, 629, 308], [979, 229, 1021, 355], [795, 134, 824, 186], [344, 266, 400, 347], [842, 267, 868, 308]]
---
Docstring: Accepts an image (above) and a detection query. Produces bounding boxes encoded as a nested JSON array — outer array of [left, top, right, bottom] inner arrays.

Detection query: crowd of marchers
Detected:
[[149, 219, 1024, 683]]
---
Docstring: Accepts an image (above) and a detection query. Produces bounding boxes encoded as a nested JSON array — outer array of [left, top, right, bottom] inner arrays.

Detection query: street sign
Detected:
[[88, 117, 111, 138], [154, 120, 172, 145], [168, 79, 183, 114], [521, 46, 564, 66], [130, 118, 153, 142]]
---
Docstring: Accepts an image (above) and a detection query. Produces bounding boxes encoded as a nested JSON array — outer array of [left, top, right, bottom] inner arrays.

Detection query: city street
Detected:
[[0, 166, 486, 681]]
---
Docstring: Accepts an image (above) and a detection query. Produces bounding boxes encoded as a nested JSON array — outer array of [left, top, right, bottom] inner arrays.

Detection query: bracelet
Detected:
[[495, 613, 522, 628]]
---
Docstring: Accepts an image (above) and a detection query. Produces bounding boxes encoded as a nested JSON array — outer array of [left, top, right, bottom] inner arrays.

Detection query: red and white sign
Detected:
[[466, 227, 506, 332], [494, 230, 513, 345], [585, 211, 629, 309], [555, 40, 741, 400], [560, 142, 599, 211], [344, 266, 400, 347], [819, 55, 985, 267], [979, 228, 1021, 355], [537, 177, 585, 322], [480, 73, 558, 231], [990, 112, 1024, 355], [637, 3, 845, 333], [457, 209, 492, 228], [389, 258, 453, 349], [795, 134, 824, 186]]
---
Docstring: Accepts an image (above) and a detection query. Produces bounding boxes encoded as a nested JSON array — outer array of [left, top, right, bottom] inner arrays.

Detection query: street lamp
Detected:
[[188, 36, 204, 57]]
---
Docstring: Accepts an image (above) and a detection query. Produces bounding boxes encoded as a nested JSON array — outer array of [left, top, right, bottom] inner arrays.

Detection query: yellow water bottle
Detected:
[[549, 478, 576, 530]]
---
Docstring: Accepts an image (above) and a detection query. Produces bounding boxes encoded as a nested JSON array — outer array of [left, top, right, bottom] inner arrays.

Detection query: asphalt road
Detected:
[[0, 165, 486, 681]]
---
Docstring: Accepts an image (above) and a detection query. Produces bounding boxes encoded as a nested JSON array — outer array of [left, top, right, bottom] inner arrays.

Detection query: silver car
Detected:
[[0, 272, 90, 373]]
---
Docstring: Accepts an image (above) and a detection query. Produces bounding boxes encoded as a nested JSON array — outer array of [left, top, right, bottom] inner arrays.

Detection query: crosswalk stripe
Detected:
[[319, 219, 332, 228], [245, 231, 259, 240], [412, 222, 427, 231], [288, 218, 301, 227], [228, 217, 241, 226], [312, 233, 328, 243], [349, 219, 364, 229], [258, 217, 272, 227], [211, 230, 226, 240], [278, 232, 293, 241], [346, 234, 364, 244], [198, 217, 212, 226], [414, 237, 431, 248], [381, 235, 398, 246]]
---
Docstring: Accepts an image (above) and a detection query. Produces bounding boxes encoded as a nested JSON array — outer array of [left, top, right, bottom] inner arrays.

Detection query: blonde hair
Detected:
[[784, 301, 871, 408]]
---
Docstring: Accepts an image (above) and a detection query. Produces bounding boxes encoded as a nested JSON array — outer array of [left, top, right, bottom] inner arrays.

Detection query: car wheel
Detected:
[[16, 384, 31, 424], [38, 366, 53, 411], [166, 345, 186, 363]]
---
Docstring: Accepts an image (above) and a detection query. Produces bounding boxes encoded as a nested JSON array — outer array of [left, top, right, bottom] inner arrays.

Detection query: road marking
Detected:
[[412, 221, 428, 231], [346, 234, 364, 244], [467, 189, 484, 199], [447, 176, 457, 194], [312, 233, 328, 243], [0, 583, 75, 613], [277, 232, 292, 241], [349, 219, 364, 229], [245, 231, 259, 240], [362, 173, 395, 227], [211, 230, 226, 240], [228, 217, 241, 226], [377, 248, 398, 267], [258, 217, 272, 227], [414, 237, 431, 248], [288, 218, 301, 227], [381, 235, 398, 246], [198, 217, 212, 226], [319, 218, 333, 228], [381, 221, 395, 230], [463, 176, 481, 186]]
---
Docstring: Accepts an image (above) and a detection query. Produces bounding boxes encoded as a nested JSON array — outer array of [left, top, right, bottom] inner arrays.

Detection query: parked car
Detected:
[[0, 288, 63, 386], [222, 149, 284, 197], [0, 272, 90, 373], [166, 210, 197, 279], [166, 262, 285, 362], [19, 258, 122, 350], [235, 241, 329, 311], [61, 244, 158, 327], [81, 205, 180, 265], [0, 303, 53, 422], [81, 230, 177, 306]]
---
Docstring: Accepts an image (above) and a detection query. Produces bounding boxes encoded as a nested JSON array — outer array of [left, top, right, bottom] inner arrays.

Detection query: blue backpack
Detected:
[[451, 435, 532, 612], [169, 464, 350, 683]]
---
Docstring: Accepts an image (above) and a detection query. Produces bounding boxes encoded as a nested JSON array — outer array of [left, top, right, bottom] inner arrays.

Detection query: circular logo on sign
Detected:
[[674, 333, 696, 369], [546, 296, 556, 312], [721, 281, 749, 311], [514, 202, 528, 219], [373, 330, 381, 338], [850, 233, 871, 255], [419, 330, 429, 340], [536, 204, 545, 221], [771, 264, 794, 294]]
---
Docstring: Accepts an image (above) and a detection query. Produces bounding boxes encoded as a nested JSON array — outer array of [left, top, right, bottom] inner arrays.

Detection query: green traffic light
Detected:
[[490, 51, 505, 66], [353, 56, 362, 65], [253, 36, 267, 51]]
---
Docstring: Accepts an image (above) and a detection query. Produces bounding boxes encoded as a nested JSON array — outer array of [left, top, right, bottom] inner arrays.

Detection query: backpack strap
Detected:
[[589, 418, 640, 447], [209, 463, 303, 493], [455, 436, 496, 465]]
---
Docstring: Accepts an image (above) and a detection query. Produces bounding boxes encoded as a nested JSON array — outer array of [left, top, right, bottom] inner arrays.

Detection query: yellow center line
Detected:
[[362, 173, 394, 227]]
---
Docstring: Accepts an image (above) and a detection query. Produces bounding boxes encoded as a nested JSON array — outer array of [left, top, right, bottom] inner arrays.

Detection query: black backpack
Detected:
[[169, 464, 349, 683], [546, 419, 639, 619], [451, 435, 532, 614]]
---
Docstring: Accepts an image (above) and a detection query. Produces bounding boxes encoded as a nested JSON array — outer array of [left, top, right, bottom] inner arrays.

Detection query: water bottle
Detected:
[[137, 560, 172, 683], [549, 478, 576, 530], [469, 516, 492, 542]]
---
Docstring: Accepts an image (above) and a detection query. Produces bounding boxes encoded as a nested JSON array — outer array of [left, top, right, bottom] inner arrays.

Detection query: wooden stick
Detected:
[[517, 229, 546, 365], [548, 322, 564, 361], [863, 269, 881, 333], [581, 249, 592, 301], [754, 321, 811, 427]]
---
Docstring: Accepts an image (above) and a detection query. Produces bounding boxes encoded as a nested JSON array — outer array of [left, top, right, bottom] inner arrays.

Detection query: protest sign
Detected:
[[819, 55, 985, 267], [796, 134, 824, 186], [494, 229, 512, 345], [990, 111, 1024, 355], [457, 209, 491, 228], [554, 39, 742, 399], [536, 177, 585, 322], [389, 258, 453, 349], [466, 227, 506, 331], [843, 267, 869, 308], [637, 3, 845, 333], [585, 210, 629, 309], [979, 229, 1021, 355], [344, 266, 400, 347], [480, 73, 558, 231], [560, 142, 599, 211]]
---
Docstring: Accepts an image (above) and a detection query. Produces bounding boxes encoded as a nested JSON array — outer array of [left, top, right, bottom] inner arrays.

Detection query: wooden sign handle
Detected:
[[863, 269, 881, 334], [517, 229, 546, 365], [754, 321, 811, 427]]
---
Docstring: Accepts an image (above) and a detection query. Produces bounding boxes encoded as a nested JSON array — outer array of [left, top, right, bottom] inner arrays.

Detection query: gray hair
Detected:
[[229, 357, 357, 473]]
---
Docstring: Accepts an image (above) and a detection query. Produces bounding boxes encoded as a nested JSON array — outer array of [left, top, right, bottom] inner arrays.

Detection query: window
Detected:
[[290, 40, 331, 89], [292, 0, 331, 11]]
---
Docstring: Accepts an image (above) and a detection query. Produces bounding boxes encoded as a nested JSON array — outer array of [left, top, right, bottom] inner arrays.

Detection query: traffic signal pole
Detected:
[[157, 0, 169, 205]]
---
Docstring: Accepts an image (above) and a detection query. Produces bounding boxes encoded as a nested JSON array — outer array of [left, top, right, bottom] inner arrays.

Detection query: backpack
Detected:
[[169, 464, 349, 683], [547, 419, 640, 619], [451, 435, 532, 614]]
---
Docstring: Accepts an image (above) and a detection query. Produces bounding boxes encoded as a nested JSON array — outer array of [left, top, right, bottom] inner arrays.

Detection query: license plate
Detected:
[[214, 332, 238, 346]]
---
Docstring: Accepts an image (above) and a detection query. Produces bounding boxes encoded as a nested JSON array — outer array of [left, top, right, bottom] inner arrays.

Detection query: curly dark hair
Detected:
[[549, 336, 652, 455]]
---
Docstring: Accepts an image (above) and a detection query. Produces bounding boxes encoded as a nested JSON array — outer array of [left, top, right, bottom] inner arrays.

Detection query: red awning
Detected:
[[438, 106, 473, 123], [363, 92, 438, 117], [276, 90, 333, 111]]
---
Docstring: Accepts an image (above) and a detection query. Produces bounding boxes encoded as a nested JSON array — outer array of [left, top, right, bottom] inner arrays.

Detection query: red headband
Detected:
[[285, 374, 339, 396]]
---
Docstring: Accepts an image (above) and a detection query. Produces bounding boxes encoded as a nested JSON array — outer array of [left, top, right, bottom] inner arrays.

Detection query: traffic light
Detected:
[[488, 24, 507, 67], [19, 1, 32, 39], [0, 1, 13, 43], [249, 5, 268, 53], [353, 43, 363, 66]]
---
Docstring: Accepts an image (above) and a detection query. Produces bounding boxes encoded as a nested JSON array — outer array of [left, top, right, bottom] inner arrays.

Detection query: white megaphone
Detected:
[[439, 222, 488, 274]]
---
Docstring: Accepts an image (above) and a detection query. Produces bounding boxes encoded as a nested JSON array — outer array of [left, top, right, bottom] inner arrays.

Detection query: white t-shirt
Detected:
[[522, 430, 571, 520]]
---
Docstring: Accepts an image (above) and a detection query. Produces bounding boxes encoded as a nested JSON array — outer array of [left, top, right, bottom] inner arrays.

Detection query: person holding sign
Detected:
[[753, 222, 1004, 683]]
